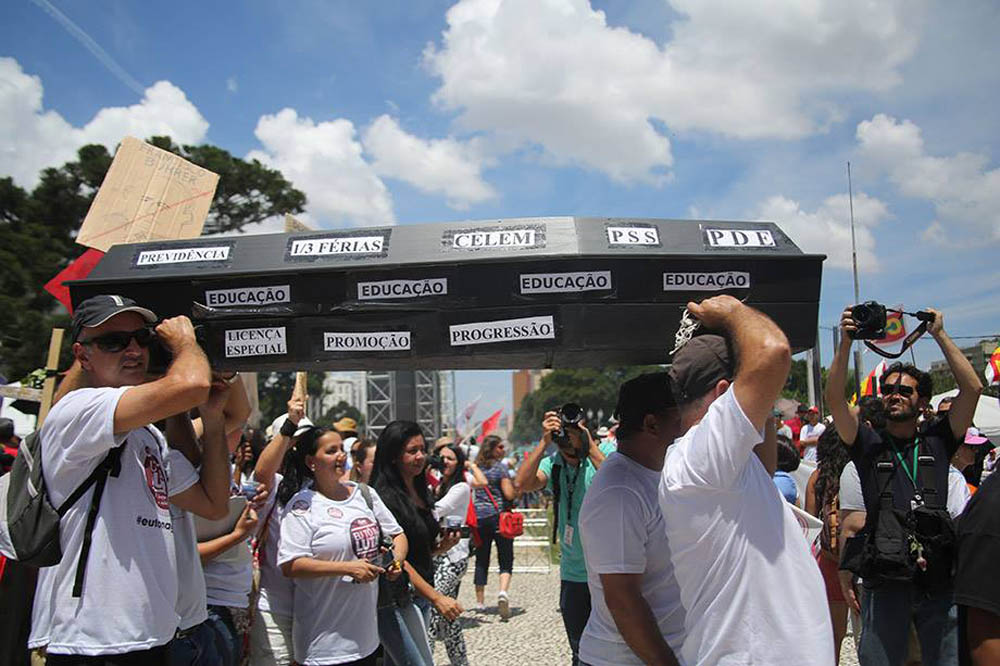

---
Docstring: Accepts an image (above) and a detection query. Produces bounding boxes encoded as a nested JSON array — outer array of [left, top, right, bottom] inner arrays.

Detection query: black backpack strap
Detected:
[[550, 458, 562, 544], [70, 441, 127, 598], [916, 440, 943, 509]]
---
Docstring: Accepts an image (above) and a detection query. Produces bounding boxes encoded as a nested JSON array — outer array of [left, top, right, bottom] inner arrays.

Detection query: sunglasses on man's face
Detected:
[[882, 384, 915, 398], [80, 327, 154, 353]]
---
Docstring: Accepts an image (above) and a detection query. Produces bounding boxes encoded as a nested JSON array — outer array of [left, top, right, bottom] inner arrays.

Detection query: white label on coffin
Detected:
[[357, 278, 447, 300], [205, 285, 291, 307], [663, 272, 750, 291], [519, 271, 612, 294], [136, 246, 230, 265], [606, 226, 659, 245], [224, 327, 287, 358], [451, 229, 537, 249], [323, 332, 412, 352], [450, 316, 555, 346], [289, 236, 385, 256], [704, 229, 775, 248]]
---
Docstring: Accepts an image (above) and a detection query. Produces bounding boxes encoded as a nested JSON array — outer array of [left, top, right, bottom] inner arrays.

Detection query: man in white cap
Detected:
[[30, 295, 221, 665]]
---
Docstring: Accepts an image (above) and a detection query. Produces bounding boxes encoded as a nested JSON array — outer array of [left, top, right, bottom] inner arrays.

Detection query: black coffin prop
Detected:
[[67, 217, 825, 371]]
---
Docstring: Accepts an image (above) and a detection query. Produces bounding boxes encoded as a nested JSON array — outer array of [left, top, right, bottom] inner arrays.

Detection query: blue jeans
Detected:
[[377, 598, 434, 666], [559, 580, 592, 666], [205, 606, 241, 666], [168, 621, 222, 666], [859, 580, 957, 666]]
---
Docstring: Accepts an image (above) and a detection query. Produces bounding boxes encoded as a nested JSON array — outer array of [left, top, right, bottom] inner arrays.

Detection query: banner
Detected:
[[477, 409, 502, 443], [851, 359, 887, 405], [986, 345, 1000, 386], [44, 248, 106, 313], [876, 306, 907, 345]]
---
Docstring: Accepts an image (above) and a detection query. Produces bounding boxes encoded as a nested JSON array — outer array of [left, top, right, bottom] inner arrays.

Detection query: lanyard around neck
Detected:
[[889, 436, 920, 486]]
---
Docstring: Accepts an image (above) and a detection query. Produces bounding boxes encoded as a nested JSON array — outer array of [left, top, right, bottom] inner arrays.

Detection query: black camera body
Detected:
[[553, 402, 588, 460], [850, 301, 888, 340], [426, 454, 446, 472]]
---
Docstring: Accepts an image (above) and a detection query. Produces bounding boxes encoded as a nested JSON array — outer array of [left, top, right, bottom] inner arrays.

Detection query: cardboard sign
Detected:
[[77, 137, 219, 252]]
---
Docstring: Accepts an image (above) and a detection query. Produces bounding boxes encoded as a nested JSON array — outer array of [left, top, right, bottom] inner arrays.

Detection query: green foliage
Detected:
[[509, 365, 663, 444], [0, 138, 306, 381], [257, 372, 326, 427], [320, 400, 366, 431]]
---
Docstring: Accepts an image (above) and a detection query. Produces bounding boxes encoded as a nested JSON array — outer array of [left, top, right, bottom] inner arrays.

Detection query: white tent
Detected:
[[931, 389, 1000, 440]]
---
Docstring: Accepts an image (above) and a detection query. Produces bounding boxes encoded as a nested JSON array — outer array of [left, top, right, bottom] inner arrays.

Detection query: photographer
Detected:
[[827, 303, 982, 665], [514, 405, 615, 665]]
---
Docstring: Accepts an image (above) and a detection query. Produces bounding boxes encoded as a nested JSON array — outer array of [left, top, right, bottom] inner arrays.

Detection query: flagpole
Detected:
[[848, 162, 863, 398]]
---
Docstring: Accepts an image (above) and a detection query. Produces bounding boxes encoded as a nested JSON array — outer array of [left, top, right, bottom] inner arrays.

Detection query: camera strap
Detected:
[[864, 319, 929, 359]]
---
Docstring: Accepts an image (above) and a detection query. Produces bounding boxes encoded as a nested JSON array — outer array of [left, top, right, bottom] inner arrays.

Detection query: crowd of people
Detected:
[[0, 292, 998, 666]]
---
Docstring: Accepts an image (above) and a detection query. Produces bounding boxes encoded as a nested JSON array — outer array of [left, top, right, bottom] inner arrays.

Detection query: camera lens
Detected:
[[560, 402, 582, 423]]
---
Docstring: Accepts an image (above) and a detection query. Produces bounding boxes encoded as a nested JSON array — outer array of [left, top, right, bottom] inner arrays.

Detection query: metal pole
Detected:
[[848, 162, 863, 398], [806, 349, 817, 409]]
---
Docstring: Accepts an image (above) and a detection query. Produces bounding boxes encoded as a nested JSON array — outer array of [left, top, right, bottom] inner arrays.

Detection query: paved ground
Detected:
[[431, 567, 861, 665]]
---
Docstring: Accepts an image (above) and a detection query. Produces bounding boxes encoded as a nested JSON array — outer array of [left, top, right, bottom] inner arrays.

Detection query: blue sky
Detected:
[[3, 0, 1000, 425]]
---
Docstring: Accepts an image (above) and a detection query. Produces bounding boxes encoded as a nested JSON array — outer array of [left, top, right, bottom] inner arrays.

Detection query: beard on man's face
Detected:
[[884, 399, 918, 422]]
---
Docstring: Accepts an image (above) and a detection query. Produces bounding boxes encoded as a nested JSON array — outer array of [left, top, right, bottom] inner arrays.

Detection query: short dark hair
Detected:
[[776, 435, 800, 473], [0, 418, 13, 440], [615, 372, 676, 441], [879, 362, 932, 399], [858, 395, 886, 429]]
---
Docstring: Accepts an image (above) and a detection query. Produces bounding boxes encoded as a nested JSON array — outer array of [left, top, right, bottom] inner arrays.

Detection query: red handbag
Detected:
[[484, 486, 524, 539]]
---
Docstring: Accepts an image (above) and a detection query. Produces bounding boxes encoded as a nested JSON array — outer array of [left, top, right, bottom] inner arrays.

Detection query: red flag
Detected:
[[477, 409, 502, 443], [43, 249, 105, 314], [876, 306, 907, 345], [985, 345, 1000, 386]]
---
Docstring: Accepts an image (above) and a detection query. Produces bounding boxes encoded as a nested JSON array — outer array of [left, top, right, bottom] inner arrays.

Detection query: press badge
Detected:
[[563, 525, 574, 546]]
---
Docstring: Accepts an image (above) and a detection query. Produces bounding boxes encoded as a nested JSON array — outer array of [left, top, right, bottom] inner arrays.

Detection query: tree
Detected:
[[0, 138, 306, 381], [257, 372, 326, 428], [320, 400, 366, 431], [509, 365, 663, 444]]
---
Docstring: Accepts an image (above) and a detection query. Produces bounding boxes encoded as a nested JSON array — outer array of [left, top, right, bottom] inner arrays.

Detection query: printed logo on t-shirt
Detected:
[[349, 516, 380, 561], [290, 499, 310, 515], [142, 446, 169, 510], [328, 507, 343, 519]]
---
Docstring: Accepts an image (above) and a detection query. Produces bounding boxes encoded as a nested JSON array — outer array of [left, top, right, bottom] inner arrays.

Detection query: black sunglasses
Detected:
[[882, 384, 915, 397], [80, 327, 154, 353]]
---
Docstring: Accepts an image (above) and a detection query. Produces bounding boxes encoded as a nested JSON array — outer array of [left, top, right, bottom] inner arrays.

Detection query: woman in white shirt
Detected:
[[278, 426, 408, 666], [429, 444, 487, 665]]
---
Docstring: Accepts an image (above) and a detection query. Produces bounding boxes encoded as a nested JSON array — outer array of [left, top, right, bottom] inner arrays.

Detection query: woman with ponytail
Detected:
[[371, 421, 463, 666], [278, 426, 407, 666]]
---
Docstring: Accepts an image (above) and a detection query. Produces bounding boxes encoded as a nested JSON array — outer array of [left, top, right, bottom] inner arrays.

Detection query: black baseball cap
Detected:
[[614, 372, 676, 433], [668, 334, 734, 404], [71, 295, 157, 342]]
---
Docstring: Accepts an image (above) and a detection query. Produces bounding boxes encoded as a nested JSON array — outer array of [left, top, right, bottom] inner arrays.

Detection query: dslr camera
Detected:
[[426, 454, 446, 473], [849, 301, 887, 340], [553, 402, 589, 460]]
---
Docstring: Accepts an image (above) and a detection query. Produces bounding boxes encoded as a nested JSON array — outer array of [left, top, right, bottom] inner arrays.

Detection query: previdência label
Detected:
[[519, 271, 612, 294], [205, 285, 291, 307], [323, 331, 411, 352], [662, 271, 750, 291], [135, 245, 231, 266], [449, 316, 555, 346], [224, 327, 287, 358], [357, 278, 447, 300]]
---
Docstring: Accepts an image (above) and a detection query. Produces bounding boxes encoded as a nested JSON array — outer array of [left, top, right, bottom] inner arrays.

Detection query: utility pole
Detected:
[[848, 162, 863, 398]]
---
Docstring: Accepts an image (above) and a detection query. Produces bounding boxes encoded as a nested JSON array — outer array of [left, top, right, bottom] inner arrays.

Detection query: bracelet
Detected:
[[224, 371, 240, 385], [280, 418, 299, 437]]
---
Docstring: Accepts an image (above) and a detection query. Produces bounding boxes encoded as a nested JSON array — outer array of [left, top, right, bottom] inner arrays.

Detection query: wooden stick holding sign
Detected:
[[293, 372, 308, 405], [36, 328, 65, 428]]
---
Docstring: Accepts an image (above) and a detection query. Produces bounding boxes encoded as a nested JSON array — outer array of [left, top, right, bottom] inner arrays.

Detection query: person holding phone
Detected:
[[279, 427, 407, 666]]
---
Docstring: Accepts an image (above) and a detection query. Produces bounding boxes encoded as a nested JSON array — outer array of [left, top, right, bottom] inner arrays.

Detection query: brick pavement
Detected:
[[430, 567, 862, 665]]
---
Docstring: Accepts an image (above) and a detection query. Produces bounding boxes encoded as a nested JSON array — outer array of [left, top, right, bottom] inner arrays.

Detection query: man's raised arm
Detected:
[[926, 308, 983, 439], [825, 307, 859, 446]]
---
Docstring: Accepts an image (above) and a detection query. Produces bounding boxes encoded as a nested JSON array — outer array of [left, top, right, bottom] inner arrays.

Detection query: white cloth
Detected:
[[839, 462, 865, 511], [658, 387, 834, 666], [278, 484, 403, 666], [166, 449, 208, 631], [257, 472, 294, 617], [433, 478, 471, 563], [202, 464, 253, 608], [947, 465, 972, 518], [800, 422, 826, 462], [29, 387, 180, 655], [579, 452, 684, 666]]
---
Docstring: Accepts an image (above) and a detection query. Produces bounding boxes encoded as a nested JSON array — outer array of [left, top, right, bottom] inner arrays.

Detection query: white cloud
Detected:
[[857, 113, 1000, 241], [362, 115, 496, 209], [226, 77, 238, 93], [247, 108, 395, 227], [753, 192, 890, 271], [424, 0, 923, 183], [0, 57, 208, 188]]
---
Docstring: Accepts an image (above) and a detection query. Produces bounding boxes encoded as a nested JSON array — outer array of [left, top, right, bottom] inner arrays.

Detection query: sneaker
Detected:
[[475, 602, 486, 612], [498, 591, 510, 619]]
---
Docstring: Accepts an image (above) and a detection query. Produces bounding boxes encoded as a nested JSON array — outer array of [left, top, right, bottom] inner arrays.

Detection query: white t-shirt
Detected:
[[166, 449, 208, 631], [658, 388, 834, 666], [202, 465, 253, 608], [579, 452, 684, 666], [29, 387, 180, 655], [257, 472, 295, 617], [278, 484, 403, 666], [434, 477, 472, 563], [800, 422, 826, 462], [947, 465, 971, 518]]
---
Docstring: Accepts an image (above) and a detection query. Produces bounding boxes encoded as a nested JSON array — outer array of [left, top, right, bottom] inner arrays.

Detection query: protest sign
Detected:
[[76, 137, 219, 252]]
